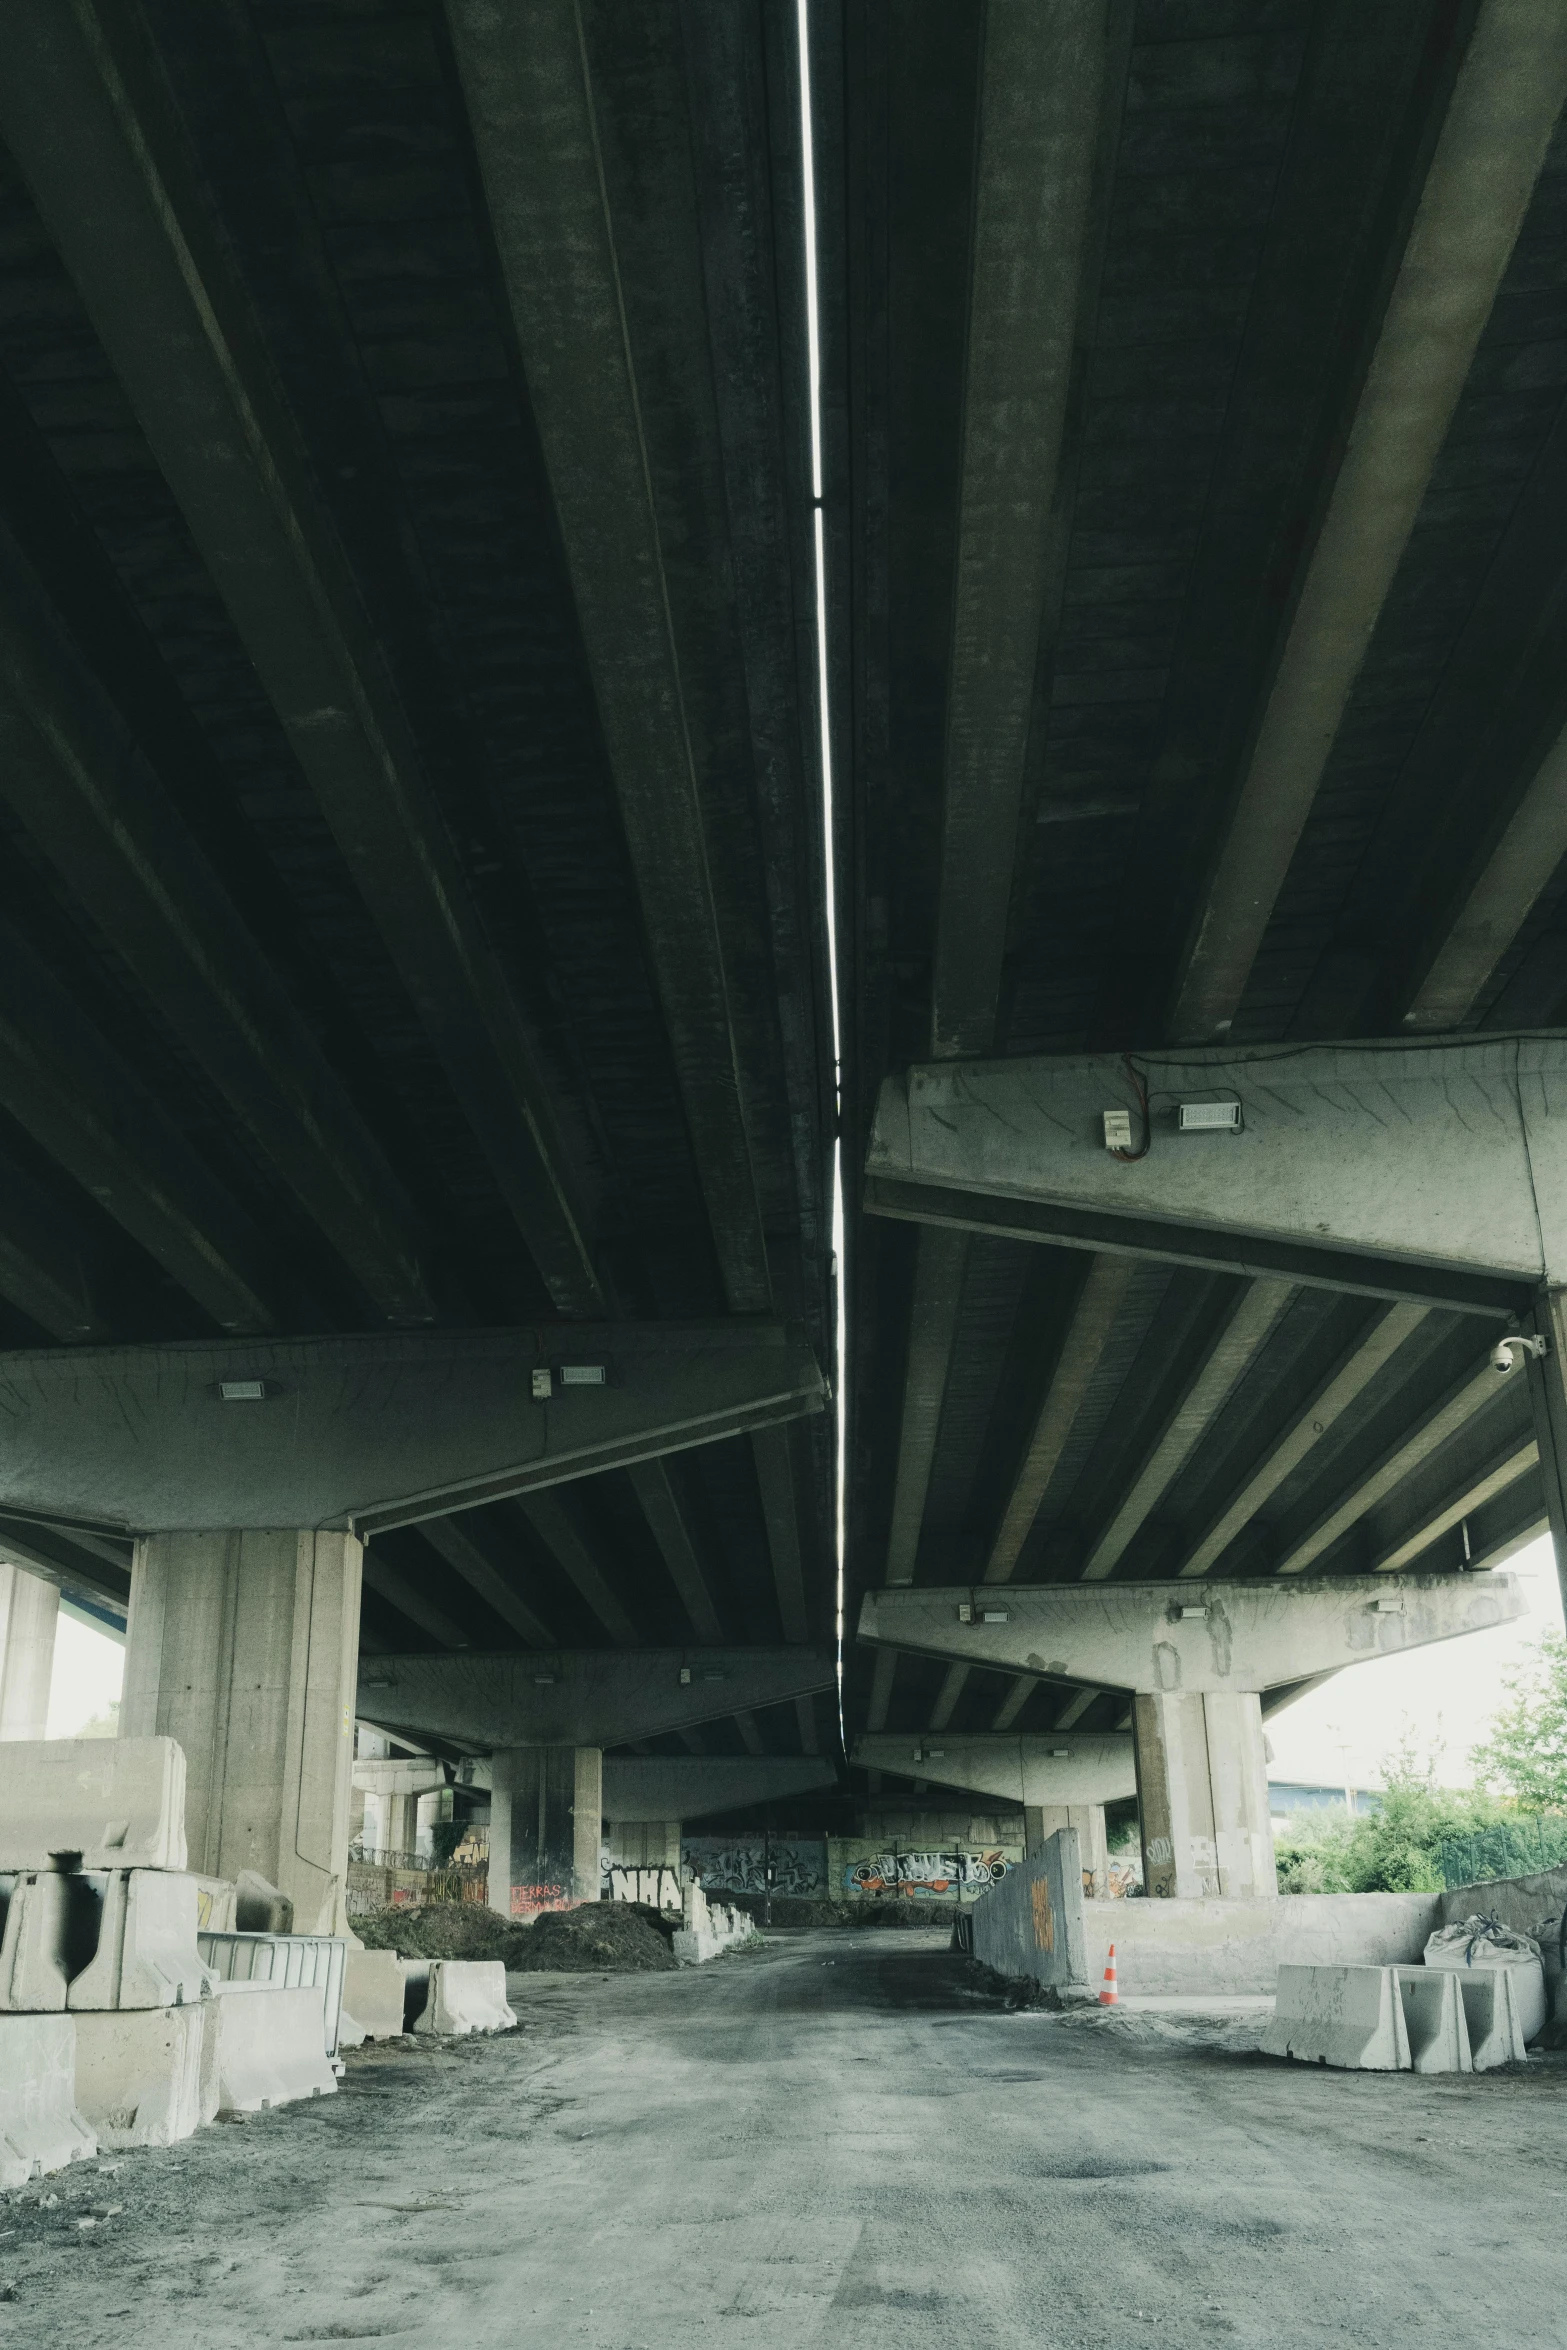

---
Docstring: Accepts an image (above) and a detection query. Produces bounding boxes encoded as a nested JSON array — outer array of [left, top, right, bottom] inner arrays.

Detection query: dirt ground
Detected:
[[4, 1928, 1566, 2349]]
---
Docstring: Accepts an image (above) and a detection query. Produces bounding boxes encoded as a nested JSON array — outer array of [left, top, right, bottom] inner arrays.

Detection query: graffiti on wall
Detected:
[[681, 1838, 828, 1897], [510, 1881, 570, 1920], [836, 1845, 1018, 1901], [607, 1867, 682, 1910]]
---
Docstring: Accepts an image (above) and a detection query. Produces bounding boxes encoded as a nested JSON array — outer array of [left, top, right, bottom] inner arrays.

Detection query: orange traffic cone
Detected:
[[1099, 1943, 1119, 2006]]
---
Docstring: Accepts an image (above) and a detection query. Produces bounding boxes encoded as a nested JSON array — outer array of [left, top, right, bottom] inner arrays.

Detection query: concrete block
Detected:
[[1395, 1966, 1472, 2074], [0, 1870, 71, 2010], [0, 1737, 187, 1872], [1423, 1945, 1547, 2044], [342, 1947, 406, 2042], [411, 1960, 515, 2036], [197, 1932, 346, 2059], [1450, 1964, 1530, 2070], [73, 2004, 207, 2148], [1261, 1965, 1412, 2070], [203, 1983, 338, 2115], [193, 1877, 236, 1933], [1081, 1892, 1440, 1997], [0, 2013, 95, 2185], [69, 1872, 216, 2011]]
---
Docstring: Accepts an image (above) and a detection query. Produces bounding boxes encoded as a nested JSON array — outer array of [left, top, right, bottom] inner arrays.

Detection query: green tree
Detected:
[[1273, 1729, 1508, 1895], [1470, 1636, 1567, 1813]]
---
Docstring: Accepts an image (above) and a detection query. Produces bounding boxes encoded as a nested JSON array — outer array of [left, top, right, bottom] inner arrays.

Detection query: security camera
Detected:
[[1492, 1335, 1548, 1375]]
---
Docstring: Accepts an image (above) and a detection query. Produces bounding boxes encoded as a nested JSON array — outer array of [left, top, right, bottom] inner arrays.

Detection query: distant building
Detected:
[[1269, 1780, 1381, 1819]]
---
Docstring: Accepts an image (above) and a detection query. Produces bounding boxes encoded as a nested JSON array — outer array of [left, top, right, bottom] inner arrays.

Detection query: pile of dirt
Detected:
[[355, 1903, 521, 1962], [354, 1900, 677, 1972], [511, 1903, 676, 1973]]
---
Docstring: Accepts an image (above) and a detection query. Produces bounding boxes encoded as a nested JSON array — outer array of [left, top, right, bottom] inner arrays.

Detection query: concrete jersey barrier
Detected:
[[342, 1947, 406, 2041], [74, 2004, 209, 2148], [198, 1931, 347, 2060], [1081, 1891, 1441, 1996], [411, 1960, 515, 2036], [1395, 1966, 1473, 2073], [0, 1738, 187, 1872], [203, 1983, 338, 2115], [1, 1868, 215, 2012], [1262, 1964, 1411, 2070], [0, 2013, 95, 2184], [968, 1830, 1088, 1993]]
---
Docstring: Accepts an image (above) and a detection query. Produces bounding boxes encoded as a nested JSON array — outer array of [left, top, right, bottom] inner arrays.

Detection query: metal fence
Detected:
[[1436, 1816, 1567, 1890]]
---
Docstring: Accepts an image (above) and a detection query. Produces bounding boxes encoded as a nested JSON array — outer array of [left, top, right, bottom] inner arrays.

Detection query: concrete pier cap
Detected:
[[856, 1572, 1526, 1695], [850, 1731, 1135, 1809]]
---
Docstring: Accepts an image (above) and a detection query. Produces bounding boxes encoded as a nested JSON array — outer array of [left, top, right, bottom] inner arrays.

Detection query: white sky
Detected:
[[1264, 1534, 1565, 1793], [39, 1541, 1567, 1791], [46, 1611, 126, 1736]]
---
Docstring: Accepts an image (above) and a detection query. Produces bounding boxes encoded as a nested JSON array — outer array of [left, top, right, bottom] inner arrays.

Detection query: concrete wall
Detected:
[[970, 1830, 1086, 1991], [1080, 1893, 1442, 1995]]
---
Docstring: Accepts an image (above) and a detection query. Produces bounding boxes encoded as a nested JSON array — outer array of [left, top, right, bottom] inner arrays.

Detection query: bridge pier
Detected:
[[488, 1745, 603, 1919], [0, 1562, 59, 1740], [1134, 1690, 1274, 1900], [120, 1529, 362, 1933]]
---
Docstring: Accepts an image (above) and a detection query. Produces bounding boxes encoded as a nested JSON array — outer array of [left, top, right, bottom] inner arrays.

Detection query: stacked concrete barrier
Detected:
[[73, 2005, 209, 2149], [0, 2015, 95, 2183], [1261, 1964, 1411, 2069], [0, 1738, 188, 1872], [968, 1829, 1088, 1994], [1448, 1964, 1530, 2069], [1395, 1966, 1472, 2073], [410, 1960, 515, 2036]]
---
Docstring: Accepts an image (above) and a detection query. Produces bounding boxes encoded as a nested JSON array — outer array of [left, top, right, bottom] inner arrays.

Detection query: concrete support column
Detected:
[[1529, 1286, 1567, 1619], [488, 1745, 602, 1919], [1134, 1690, 1275, 1901], [120, 1529, 362, 1934], [1025, 1802, 1108, 1896], [0, 1563, 60, 1740], [383, 1791, 417, 1859]]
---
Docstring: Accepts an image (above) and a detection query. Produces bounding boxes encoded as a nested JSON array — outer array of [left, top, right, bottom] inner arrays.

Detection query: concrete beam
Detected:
[[932, 1, 1111, 1056], [0, 0, 602, 1316], [1173, 1301, 1429, 1577], [418, 1518, 554, 1649], [0, 1323, 824, 1536], [357, 1647, 836, 1754], [1080, 1280, 1293, 1580], [353, 1759, 449, 1800], [858, 1572, 1526, 1695], [0, 525, 428, 1326], [1170, 0, 1567, 1039], [852, 1732, 1134, 1810], [601, 1756, 838, 1824], [444, 0, 764, 1311], [865, 1039, 1567, 1311], [626, 1461, 723, 1642], [981, 1257, 1131, 1586]]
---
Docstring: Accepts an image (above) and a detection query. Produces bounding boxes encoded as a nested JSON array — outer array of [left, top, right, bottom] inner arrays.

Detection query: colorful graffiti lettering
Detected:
[[843, 1849, 1012, 1899], [510, 1881, 570, 1920]]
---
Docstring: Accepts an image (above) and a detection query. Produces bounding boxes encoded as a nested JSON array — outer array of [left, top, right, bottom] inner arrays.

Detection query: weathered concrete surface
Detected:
[[0, 1737, 187, 1872], [361, 1646, 835, 1751], [0, 1564, 58, 1741], [859, 1573, 1525, 1691], [0, 1326, 823, 1534], [601, 1754, 839, 1821], [864, 1038, 1567, 1299], [852, 1730, 1134, 1807], [1081, 1892, 1442, 1996], [970, 1829, 1088, 1992], [3, 1931, 1565, 2347]]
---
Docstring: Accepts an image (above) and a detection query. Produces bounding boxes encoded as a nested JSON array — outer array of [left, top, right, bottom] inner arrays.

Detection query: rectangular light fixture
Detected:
[[1051, 1748, 1070, 1759], [1177, 1099, 1241, 1133], [219, 1380, 266, 1402], [1178, 1605, 1208, 1620], [559, 1363, 607, 1387], [532, 1673, 556, 1686], [980, 1607, 1009, 1624], [1102, 1108, 1133, 1152]]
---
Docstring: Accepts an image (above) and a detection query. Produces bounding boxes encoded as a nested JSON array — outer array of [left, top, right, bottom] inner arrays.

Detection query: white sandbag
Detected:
[[0, 2013, 94, 2185], [1261, 1964, 1410, 2070], [1423, 1915, 1547, 2044]]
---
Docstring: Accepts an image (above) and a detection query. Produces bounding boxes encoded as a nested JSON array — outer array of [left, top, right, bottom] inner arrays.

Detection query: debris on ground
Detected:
[[724, 1893, 957, 1929], [354, 1900, 677, 1971]]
